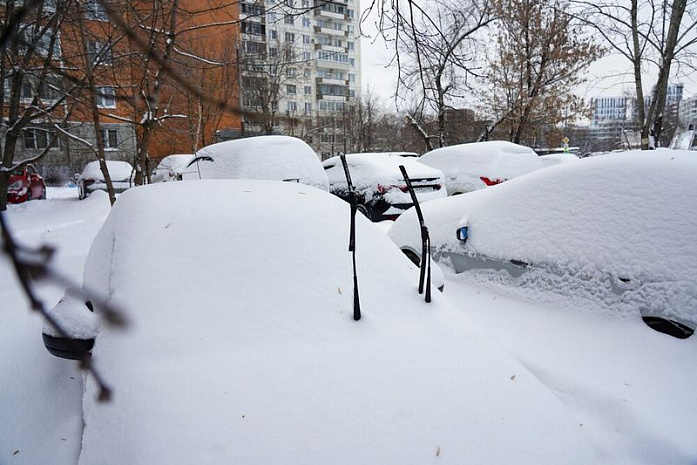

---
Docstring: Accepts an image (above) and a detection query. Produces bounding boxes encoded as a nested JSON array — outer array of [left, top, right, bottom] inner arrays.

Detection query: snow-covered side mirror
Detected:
[[42, 290, 100, 360]]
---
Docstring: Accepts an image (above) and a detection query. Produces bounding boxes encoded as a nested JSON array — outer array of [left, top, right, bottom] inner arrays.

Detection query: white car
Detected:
[[152, 154, 194, 183], [183, 135, 329, 191], [419, 141, 544, 195], [323, 153, 446, 221], [389, 149, 697, 338], [77, 160, 134, 200], [32, 180, 595, 464]]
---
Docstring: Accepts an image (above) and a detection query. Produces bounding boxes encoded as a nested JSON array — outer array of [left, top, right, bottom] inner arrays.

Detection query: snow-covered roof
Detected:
[[72, 180, 594, 463], [419, 141, 544, 194], [389, 149, 697, 326], [80, 160, 134, 182], [323, 153, 444, 191], [182, 135, 329, 191]]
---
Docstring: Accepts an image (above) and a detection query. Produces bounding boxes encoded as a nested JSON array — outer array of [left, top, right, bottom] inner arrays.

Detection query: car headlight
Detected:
[[8, 180, 23, 191]]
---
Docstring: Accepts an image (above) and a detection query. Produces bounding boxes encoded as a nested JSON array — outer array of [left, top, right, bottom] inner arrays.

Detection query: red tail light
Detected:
[[480, 176, 504, 186]]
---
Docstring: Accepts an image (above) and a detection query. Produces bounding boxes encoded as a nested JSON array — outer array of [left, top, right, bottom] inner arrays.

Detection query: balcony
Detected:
[[313, 8, 347, 21], [314, 26, 348, 37], [316, 77, 348, 86]]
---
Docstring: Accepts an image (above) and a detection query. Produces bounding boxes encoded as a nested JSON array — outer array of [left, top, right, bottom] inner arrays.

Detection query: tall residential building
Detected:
[[679, 95, 697, 127], [238, 0, 362, 157]]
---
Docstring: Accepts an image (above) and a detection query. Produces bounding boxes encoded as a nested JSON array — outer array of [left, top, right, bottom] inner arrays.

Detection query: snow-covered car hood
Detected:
[[71, 180, 594, 464], [324, 153, 444, 191], [419, 141, 544, 194], [389, 149, 697, 327], [80, 160, 134, 182], [182, 135, 329, 191]]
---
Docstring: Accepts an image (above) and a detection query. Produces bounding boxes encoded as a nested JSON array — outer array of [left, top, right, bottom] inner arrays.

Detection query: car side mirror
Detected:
[[456, 226, 468, 243], [42, 291, 99, 360]]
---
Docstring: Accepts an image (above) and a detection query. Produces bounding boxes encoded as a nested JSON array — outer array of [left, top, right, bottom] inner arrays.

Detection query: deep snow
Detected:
[[1, 183, 695, 464]]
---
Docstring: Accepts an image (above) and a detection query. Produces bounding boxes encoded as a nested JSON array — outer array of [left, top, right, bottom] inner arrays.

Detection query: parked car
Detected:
[[7, 164, 46, 203], [418, 141, 544, 195], [77, 160, 134, 200], [152, 154, 194, 183], [322, 153, 446, 221], [35, 180, 595, 464], [182, 135, 329, 191], [538, 152, 580, 167], [388, 149, 697, 338]]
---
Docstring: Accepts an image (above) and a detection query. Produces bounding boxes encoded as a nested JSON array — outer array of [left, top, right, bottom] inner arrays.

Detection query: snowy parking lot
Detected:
[[1, 185, 696, 464]]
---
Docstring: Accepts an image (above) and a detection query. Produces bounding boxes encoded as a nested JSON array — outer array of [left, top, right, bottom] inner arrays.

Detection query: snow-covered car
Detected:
[[182, 135, 329, 191], [151, 154, 194, 183], [389, 150, 697, 338], [77, 160, 134, 200], [7, 164, 46, 203], [322, 153, 446, 221], [418, 141, 544, 195], [34, 180, 596, 464], [538, 152, 580, 167]]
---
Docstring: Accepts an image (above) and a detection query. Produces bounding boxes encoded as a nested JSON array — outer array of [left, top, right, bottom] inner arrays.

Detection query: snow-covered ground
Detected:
[[1, 185, 695, 464]]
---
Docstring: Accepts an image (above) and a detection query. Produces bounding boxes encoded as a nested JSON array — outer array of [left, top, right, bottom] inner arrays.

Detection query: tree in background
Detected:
[[378, 0, 494, 149], [0, 0, 78, 210], [572, 0, 697, 149], [483, 0, 603, 145]]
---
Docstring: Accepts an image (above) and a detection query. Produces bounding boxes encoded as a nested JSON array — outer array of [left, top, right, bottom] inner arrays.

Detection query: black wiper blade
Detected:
[[399, 165, 431, 303], [339, 153, 361, 320]]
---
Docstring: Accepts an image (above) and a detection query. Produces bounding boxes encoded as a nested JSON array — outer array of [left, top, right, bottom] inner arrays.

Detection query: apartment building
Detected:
[[2, 0, 241, 182], [679, 95, 697, 127], [238, 0, 362, 157]]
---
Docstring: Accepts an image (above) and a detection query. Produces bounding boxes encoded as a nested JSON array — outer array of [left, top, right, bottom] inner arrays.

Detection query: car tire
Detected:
[[40, 184, 47, 199], [78, 182, 85, 200], [26, 188, 33, 201]]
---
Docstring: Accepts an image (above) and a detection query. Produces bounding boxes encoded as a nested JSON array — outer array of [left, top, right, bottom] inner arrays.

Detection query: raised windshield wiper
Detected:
[[399, 165, 431, 303], [339, 153, 361, 321]]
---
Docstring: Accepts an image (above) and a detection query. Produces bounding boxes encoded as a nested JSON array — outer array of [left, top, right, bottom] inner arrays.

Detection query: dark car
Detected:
[[322, 153, 446, 222], [7, 164, 46, 203]]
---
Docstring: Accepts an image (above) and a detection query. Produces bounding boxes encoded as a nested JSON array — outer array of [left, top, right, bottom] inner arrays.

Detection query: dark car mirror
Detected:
[[42, 291, 99, 360]]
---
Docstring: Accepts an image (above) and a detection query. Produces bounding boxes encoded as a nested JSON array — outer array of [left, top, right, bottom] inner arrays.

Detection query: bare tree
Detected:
[[0, 0, 80, 211], [571, 0, 697, 149], [378, 0, 494, 148]]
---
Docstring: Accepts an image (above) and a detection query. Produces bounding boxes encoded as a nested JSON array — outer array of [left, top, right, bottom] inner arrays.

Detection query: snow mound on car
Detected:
[[419, 141, 544, 193], [184, 135, 329, 191], [78, 180, 595, 464], [81, 160, 133, 182]]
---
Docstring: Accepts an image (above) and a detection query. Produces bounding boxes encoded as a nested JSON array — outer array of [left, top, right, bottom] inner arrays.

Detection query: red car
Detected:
[[7, 164, 46, 203]]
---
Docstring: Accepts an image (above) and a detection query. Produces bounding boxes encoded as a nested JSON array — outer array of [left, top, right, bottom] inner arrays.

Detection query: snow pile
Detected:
[[73, 180, 594, 464], [152, 154, 194, 182], [419, 141, 544, 194], [323, 153, 446, 204], [43, 290, 100, 338], [80, 161, 133, 182], [390, 150, 697, 325], [183, 135, 329, 191]]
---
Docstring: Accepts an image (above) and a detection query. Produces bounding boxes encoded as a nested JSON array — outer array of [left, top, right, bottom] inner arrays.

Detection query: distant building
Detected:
[[679, 95, 697, 127], [590, 96, 634, 124]]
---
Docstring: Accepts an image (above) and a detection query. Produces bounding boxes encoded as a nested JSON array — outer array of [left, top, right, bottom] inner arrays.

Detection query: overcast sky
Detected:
[[358, 12, 696, 111]]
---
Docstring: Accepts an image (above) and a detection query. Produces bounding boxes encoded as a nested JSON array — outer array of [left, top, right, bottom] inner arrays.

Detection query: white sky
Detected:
[[358, 8, 697, 110]]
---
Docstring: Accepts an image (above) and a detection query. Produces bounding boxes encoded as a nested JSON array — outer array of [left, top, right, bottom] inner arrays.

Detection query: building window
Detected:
[[96, 86, 116, 108], [302, 34, 310, 44], [85, 0, 109, 21], [242, 21, 266, 35], [302, 16, 311, 27], [267, 12, 276, 22], [304, 85, 312, 95], [269, 29, 277, 40], [88, 41, 112, 66], [20, 74, 62, 101], [286, 101, 297, 112], [302, 51, 311, 61], [286, 67, 296, 77], [284, 14, 294, 25], [348, 41, 354, 51], [304, 102, 312, 114], [284, 32, 295, 42], [23, 127, 58, 149], [101, 128, 118, 148], [286, 84, 296, 94]]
